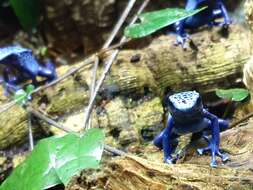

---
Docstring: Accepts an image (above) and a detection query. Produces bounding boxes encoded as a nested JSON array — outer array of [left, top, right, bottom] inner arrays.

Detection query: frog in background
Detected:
[[173, 0, 231, 46], [0, 45, 57, 95], [154, 91, 229, 167]]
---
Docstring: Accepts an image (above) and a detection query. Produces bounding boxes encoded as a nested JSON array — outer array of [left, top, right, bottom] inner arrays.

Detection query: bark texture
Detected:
[[66, 124, 253, 190], [40, 0, 244, 54]]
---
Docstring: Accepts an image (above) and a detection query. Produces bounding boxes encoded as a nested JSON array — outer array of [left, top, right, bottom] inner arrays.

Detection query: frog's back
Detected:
[[0, 46, 31, 61]]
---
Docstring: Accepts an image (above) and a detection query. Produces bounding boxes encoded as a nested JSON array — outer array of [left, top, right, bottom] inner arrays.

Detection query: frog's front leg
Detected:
[[154, 116, 178, 164], [173, 20, 189, 48], [197, 110, 228, 167], [37, 59, 57, 83]]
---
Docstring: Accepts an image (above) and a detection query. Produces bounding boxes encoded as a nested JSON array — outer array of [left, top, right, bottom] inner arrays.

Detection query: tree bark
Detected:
[[67, 124, 253, 190], [40, 0, 244, 54]]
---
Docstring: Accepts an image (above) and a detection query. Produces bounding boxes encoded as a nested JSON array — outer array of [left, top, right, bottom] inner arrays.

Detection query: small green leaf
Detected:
[[13, 85, 34, 105], [25, 84, 35, 95], [0, 128, 105, 190], [14, 89, 27, 105], [215, 88, 250, 102], [124, 7, 207, 38], [9, 0, 41, 30]]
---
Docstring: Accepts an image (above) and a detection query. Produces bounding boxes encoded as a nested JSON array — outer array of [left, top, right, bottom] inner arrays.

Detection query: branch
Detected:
[[83, 0, 151, 128], [86, 0, 137, 129]]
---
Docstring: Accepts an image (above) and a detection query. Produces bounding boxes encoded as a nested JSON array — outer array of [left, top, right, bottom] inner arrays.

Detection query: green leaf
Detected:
[[55, 129, 104, 185], [13, 85, 35, 105], [215, 88, 250, 102], [124, 7, 207, 38], [14, 89, 27, 105], [9, 0, 41, 30], [0, 128, 105, 190], [25, 84, 35, 95]]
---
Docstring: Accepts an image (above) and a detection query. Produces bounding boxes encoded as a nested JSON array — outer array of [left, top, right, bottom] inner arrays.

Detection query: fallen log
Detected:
[[67, 123, 253, 190], [0, 25, 250, 150]]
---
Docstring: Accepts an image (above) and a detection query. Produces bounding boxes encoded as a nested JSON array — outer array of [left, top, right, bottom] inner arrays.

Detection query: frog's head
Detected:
[[167, 91, 203, 123]]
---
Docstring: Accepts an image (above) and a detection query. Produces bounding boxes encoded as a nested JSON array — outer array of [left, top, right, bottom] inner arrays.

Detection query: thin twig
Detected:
[[27, 110, 34, 151], [229, 112, 253, 129], [86, 0, 137, 129], [103, 0, 137, 49], [32, 39, 132, 95], [28, 107, 72, 133], [86, 57, 99, 129], [83, 0, 151, 128], [0, 38, 131, 115], [0, 101, 16, 113], [104, 144, 126, 156], [28, 106, 125, 156]]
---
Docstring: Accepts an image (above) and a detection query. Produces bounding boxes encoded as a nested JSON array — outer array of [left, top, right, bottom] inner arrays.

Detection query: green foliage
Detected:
[[14, 84, 34, 105], [216, 88, 250, 102], [124, 7, 206, 38], [9, 0, 41, 30], [0, 128, 105, 190]]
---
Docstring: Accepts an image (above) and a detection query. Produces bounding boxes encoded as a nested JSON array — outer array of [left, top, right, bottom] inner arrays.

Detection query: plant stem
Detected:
[[28, 106, 125, 156], [27, 111, 34, 151], [83, 0, 151, 128], [0, 38, 131, 115], [28, 107, 72, 133], [86, 0, 137, 129], [229, 112, 253, 128]]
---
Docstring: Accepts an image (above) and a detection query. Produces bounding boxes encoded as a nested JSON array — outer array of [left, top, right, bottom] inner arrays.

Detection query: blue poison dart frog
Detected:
[[173, 0, 231, 46], [0, 45, 57, 95], [154, 91, 229, 167]]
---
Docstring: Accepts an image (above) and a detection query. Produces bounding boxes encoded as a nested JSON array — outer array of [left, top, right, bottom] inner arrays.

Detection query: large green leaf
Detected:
[[215, 88, 250, 102], [0, 128, 105, 190], [124, 7, 206, 38], [54, 130, 104, 185], [9, 0, 41, 30]]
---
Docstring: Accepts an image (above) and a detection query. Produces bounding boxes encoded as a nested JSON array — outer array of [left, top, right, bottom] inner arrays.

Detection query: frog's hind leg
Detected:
[[200, 118, 229, 142], [2, 67, 23, 95], [153, 130, 179, 150], [218, 119, 229, 131], [197, 144, 229, 166], [196, 119, 229, 167], [210, 2, 231, 27]]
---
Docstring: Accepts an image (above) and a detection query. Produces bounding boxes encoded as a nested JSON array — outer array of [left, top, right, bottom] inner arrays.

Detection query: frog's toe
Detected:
[[175, 34, 189, 49], [197, 148, 204, 155], [164, 157, 174, 164], [210, 160, 218, 168], [217, 151, 229, 162], [197, 146, 210, 155]]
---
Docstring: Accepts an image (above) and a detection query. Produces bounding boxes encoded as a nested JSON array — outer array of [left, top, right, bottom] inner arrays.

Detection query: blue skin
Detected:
[[0, 46, 57, 94], [154, 91, 229, 167], [173, 0, 231, 46]]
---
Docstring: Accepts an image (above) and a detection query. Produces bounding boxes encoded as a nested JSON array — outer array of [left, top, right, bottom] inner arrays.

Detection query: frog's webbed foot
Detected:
[[164, 156, 176, 164], [208, 19, 232, 28], [3, 82, 21, 96], [174, 34, 189, 49], [197, 144, 229, 167]]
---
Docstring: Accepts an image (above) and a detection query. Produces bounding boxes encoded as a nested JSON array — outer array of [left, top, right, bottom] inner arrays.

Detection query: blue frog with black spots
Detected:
[[154, 91, 229, 167], [173, 0, 231, 46], [0, 45, 57, 94]]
